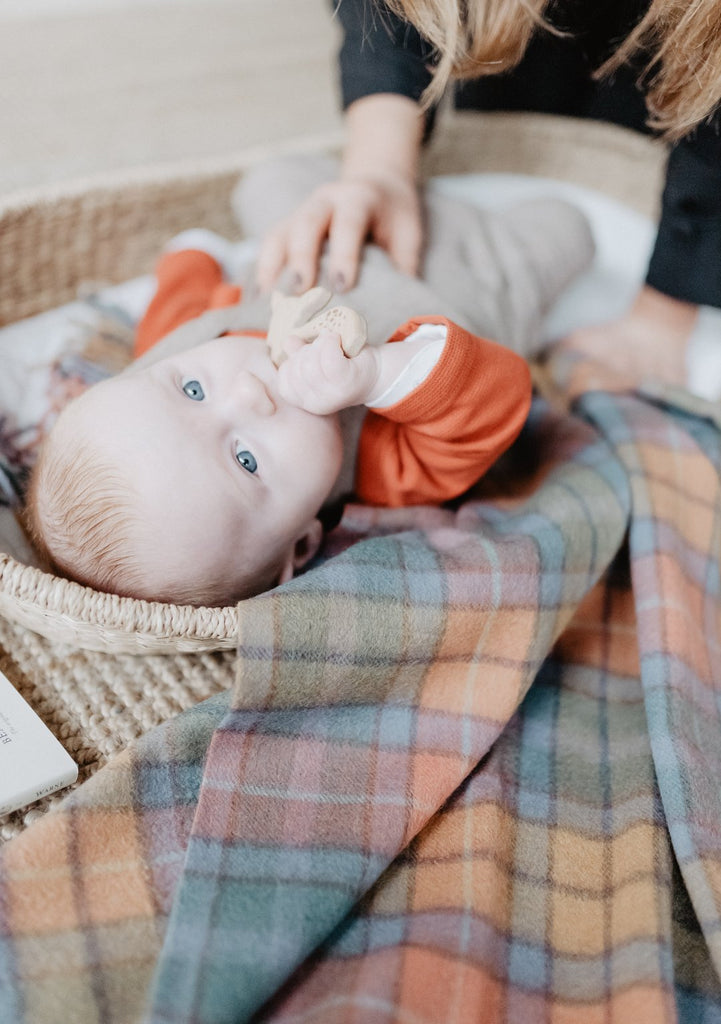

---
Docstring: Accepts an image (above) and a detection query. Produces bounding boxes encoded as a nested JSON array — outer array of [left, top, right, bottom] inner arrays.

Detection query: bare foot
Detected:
[[560, 285, 698, 388]]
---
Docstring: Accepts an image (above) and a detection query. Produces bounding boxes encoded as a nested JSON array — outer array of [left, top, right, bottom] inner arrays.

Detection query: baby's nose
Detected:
[[234, 372, 276, 416]]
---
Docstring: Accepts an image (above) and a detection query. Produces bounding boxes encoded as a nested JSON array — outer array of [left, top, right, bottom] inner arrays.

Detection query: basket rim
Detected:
[[0, 552, 240, 655]]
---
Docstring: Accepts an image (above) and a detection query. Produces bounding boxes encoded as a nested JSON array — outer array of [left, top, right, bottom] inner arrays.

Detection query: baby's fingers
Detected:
[[276, 356, 309, 409], [312, 330, 378, 407], [300, 328, 359, 385], [277, 334, 333, 410], [277, 331, 352, 414], [281, 334, 306, 360]]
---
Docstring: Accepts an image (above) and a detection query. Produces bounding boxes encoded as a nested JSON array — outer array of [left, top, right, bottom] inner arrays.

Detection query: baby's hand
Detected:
[[277, 330, 380, 415]]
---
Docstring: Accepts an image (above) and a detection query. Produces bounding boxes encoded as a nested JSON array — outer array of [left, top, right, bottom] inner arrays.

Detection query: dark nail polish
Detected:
[[332, 272, 347, 293], [291, 272, 304, 294]]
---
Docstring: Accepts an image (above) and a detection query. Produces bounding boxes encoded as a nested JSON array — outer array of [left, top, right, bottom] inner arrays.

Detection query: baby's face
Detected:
[[63, 334, 344, 599]]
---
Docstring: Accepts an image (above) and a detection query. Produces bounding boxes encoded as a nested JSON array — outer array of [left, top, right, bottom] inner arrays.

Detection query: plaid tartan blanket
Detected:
[[2, 356, 721, 1024]]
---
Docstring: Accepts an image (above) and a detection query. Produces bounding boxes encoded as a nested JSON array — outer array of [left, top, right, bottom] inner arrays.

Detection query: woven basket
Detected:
[[0, 113, 665, 838]]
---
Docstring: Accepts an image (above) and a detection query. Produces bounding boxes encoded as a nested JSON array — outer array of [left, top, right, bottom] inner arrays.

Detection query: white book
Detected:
[[0, 669, 78, 816]]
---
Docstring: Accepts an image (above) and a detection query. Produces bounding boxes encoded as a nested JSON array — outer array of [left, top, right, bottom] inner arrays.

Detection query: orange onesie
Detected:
[[134, 249, 532, 508]]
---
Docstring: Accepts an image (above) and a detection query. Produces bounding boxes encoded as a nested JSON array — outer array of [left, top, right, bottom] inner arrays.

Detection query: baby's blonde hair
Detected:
[[390, 0, 721, 140], [24, 429, 241, 607], [24, 437, 149, 598]]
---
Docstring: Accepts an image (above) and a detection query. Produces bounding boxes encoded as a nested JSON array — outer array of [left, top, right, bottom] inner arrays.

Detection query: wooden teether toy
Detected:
[[266, 287, 368, 366]]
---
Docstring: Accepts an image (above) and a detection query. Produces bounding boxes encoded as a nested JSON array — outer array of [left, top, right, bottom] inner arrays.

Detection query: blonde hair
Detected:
[[386, 0, 550, 106], [25, 433, 235, 607], [599, 0, 721, 140], [387, 0, 721, 139], [24, 438, 148, 599]]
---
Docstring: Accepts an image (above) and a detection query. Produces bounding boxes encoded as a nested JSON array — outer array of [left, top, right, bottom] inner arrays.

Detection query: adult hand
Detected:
[[559, 285, 699, 388], [256, 169, 423, 296], [256, 93, 425, 295]]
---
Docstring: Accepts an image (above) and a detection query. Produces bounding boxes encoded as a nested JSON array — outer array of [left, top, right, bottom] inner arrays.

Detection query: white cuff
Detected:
[[367, 324, 448, 409], [686, 306, 721, 402]]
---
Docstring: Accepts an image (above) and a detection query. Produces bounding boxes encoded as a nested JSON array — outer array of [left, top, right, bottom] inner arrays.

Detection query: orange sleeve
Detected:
[[133, 249, 242, 358], [355, 317, 532, 507]]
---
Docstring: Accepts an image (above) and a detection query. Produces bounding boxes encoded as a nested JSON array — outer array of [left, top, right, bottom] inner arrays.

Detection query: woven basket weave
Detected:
[[0, 113, 665, 839]]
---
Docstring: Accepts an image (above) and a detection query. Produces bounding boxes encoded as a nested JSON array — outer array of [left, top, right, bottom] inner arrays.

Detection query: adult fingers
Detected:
[[256, 190, 333, 293], [256, 221, 291, 293], [326, 195, 375, 292], [384, 203, 424, 277], [282, 192, 335, 293]]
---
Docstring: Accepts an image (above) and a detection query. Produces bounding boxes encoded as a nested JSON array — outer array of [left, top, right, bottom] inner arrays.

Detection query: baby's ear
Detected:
[[277, 519, 324, 584]]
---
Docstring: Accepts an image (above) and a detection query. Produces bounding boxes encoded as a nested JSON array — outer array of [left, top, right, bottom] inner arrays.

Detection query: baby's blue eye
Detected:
[[236, 449, 258, 474], [182, 379, 205, 401]]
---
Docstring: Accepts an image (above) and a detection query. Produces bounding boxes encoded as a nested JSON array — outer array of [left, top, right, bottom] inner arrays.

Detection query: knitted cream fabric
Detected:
[[0, 618, 236, 841]]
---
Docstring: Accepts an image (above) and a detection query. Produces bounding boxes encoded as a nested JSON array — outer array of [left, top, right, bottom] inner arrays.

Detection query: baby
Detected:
[[24, 243, 532, 607]]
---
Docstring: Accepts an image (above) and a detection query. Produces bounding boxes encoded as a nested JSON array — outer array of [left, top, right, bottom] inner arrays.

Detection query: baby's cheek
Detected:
[[297, 417, 341, 480]]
